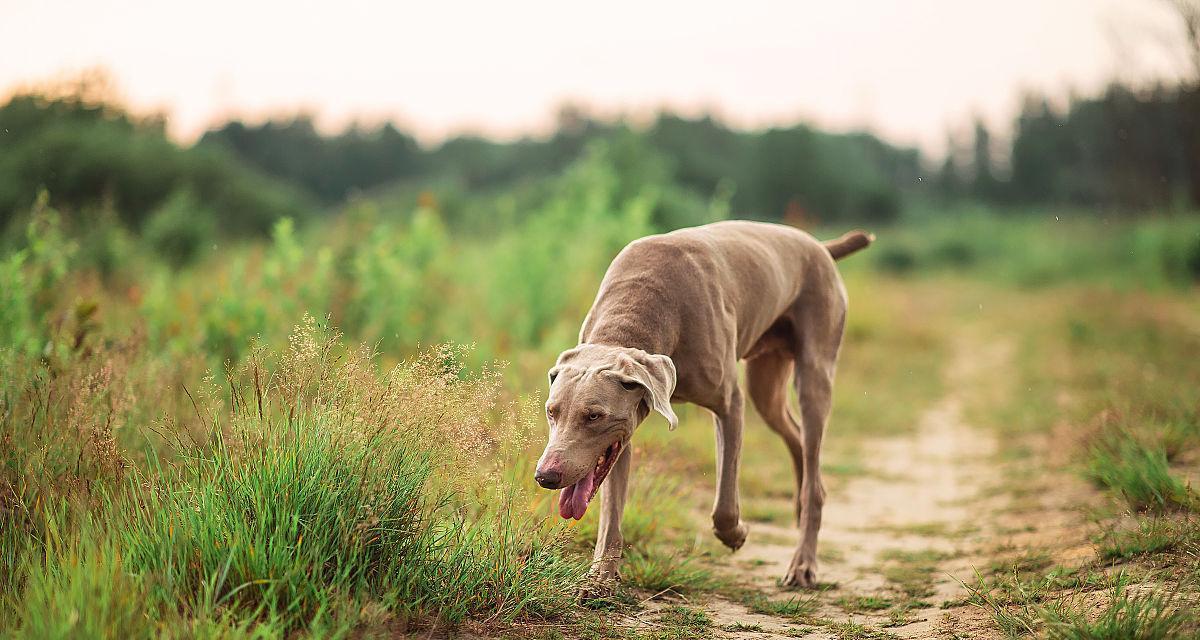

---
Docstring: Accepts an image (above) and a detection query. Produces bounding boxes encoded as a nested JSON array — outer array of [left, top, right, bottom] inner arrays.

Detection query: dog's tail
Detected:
[[823, 230, 874, 260]]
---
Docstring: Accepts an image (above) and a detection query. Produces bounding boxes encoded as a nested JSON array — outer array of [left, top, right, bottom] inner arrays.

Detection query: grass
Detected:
[[720, 621, 764, 632], [1, 320, 587, 636], [4, 192, 1200, 637], [971, 570, 1190, 640], [879, 549, 956, 599], [1086, 437, 1195, 513], [834, 595, 894, 613], [1040, 582, 1189, 640], [649, 606, 713, 640], [620, 547, 720, 594], [952, 275, 1200, 637], [1097, 517, 1198, 562], [827, 622, 901, 639], [735, 591, 820, 622]]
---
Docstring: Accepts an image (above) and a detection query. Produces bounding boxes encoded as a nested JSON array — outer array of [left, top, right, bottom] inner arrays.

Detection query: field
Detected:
[[2, 148, 1200, 639]]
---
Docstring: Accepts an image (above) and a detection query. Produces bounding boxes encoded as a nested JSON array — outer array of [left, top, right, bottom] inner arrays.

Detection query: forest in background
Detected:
[[2, 67, 1198, 264]]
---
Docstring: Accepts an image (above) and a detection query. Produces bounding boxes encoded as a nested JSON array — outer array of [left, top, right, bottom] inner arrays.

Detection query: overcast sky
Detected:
[[0, 0, 1191, 156]]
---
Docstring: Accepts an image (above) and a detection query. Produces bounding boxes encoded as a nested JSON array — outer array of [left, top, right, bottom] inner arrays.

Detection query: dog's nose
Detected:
[[534, 469, 563, 489]]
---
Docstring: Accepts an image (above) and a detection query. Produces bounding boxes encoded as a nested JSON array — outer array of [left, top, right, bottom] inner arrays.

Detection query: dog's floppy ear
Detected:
[[612, 351, 678, 430]]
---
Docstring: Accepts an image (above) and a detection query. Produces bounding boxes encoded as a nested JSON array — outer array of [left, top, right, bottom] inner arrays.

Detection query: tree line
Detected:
[[1, 75, 1197, 243]]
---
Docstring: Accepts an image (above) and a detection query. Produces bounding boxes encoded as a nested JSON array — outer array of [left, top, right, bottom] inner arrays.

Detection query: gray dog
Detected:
[[534, 220, 871, 589]]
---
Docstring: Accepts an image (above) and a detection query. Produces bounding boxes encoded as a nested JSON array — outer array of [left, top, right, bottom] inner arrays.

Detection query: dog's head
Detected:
[[534, 344, 677, 520]]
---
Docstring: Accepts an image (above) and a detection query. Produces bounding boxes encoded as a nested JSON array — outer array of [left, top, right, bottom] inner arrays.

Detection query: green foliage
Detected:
[[1097, 518, 1193, 561], [13, 536, 153, 640], [143, 189, 216, 267], [1006, 84, 1200, 211], [0, 87, 309, 236], [1, 319, 586, 637], [1039, 578, 1189, 640], [854, 210, 1200, 290], [651, 606, 714, 639], [0, 193, 78, 356], [619, 548, 718, 594], [1086, 437, 1194, 513], [739, 592, 819, 620]]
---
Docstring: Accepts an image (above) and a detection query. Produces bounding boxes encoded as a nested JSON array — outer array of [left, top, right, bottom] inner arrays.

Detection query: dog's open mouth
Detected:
[[558, 440, 622, 520]]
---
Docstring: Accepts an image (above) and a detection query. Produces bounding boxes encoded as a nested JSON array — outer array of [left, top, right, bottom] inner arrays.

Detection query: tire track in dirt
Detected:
[[697, 338, 1016, 639]]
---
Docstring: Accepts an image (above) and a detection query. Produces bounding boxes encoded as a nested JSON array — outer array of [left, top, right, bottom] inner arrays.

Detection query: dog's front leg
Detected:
[[712, 388, 749, 550], [590, 443, 632, 588]]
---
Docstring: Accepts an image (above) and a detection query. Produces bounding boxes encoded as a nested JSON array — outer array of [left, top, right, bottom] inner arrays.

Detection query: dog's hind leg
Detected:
[[710, 384, 749, 551], [783, 288, 846, 588], [746, 348, 806, 525]]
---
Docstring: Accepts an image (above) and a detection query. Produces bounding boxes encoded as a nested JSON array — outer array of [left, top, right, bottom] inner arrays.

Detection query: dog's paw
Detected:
[[782, 554, 818, 589], [713, 520, 749, 551], [578, 564, 621, 602]]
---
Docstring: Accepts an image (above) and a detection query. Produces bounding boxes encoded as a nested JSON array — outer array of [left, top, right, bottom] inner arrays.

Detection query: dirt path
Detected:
[[689, 339, 1021, 639]]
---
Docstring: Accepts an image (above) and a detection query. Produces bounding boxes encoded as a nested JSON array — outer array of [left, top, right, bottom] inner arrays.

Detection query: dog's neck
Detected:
[[580, 305, 678, 357], [579, 273, 681, 357], [583, 323, 670, 357]]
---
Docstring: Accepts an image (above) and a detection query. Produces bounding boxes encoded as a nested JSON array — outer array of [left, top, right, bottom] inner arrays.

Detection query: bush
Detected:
[[930, 237, 976, 266], [142, 190, 216, 268], [873, 243, 918, 274]]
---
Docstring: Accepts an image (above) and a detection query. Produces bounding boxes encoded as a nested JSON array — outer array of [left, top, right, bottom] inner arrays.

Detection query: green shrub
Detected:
[[873, 243, 918, 274], [930, 237, 976, 266], [142, 190, 216, 268]]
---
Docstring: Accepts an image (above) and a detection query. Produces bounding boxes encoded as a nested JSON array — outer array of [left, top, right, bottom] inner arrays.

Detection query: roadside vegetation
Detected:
[[956, 267, 1200, 637]]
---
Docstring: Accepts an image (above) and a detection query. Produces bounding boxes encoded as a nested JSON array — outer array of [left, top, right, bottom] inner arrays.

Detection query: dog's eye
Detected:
[[620, 380, 640, 391]]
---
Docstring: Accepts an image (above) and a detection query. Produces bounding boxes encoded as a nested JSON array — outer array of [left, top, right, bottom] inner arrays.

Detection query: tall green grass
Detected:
[[1, 319, 585, 637]]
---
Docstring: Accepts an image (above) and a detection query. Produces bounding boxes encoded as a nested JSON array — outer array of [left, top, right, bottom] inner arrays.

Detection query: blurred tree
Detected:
[[0, 88, 308, 236], [970, 119, 1001, 202], [201, 117, 425, 203], [935, 135, 964, 201]]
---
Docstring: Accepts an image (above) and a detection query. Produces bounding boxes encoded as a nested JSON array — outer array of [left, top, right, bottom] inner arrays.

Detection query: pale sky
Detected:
[[0, 0, 1192, 156]]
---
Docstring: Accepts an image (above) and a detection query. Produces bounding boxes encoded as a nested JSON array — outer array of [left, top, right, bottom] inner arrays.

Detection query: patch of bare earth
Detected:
[[688, 337, 1099, 639]]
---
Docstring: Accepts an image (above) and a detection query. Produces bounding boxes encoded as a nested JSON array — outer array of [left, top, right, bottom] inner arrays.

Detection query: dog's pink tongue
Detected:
[[558, 468, 597, 520]]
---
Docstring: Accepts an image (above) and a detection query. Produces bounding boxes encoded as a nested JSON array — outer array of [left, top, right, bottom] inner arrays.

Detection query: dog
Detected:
[[534, 220, 871, 589]]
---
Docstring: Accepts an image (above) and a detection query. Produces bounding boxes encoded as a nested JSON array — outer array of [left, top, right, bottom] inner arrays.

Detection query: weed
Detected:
[[1097, 517, 1193, 562], [834, 595, 893, 612], [1086, 436, 1194, 513], [651, 606, 713, 640], [721, 621, 764, 632], [621, 547, 720, 594], [1040, 578, 1188, 640], [737, 591, 819, 622], [879, 549, 955, 599], [827, 621, 901, 639]]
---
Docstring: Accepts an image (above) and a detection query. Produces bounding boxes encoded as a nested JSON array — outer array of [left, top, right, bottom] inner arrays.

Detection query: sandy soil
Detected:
[[668, 337, 1091, 639]]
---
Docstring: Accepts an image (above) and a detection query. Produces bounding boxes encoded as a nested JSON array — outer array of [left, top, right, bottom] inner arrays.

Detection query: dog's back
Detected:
[[579, 221, 857, 405]]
